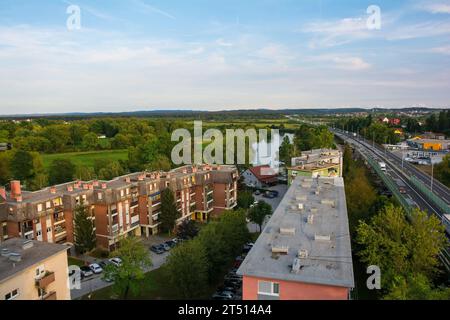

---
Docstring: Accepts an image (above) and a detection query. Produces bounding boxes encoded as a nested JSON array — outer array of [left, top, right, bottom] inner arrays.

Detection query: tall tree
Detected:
[[176, 219, 200, 239], [104, 237, 152, 299], [356, 205, 447, 295], [10, 150, 34, 182], [160, 188, 179, 234], [73, 200, 96, 254], [48, 159, 76, 185], [164, 239, 209, 299], [248, 200, 273, 232], [279, 135, 294, 166], [237, 190, 255, 209]]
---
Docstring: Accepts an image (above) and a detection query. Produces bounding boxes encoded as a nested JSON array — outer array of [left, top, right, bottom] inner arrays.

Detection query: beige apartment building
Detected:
[[0, 238, 70, 300]]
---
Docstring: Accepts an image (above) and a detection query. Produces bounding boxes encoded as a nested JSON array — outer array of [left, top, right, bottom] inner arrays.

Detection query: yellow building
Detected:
[[0, 238, 70, 300]]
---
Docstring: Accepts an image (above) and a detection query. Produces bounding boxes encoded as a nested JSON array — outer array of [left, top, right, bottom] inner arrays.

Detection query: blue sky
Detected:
[[0, 0, 449, 114]]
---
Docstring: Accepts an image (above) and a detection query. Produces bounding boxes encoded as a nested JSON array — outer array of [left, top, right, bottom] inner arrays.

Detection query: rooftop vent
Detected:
[[301, 183, 311, 188], [280, 227, 295, 236], [292, 258, 303, 273], [298, 249, 309, 259], [295, 195, 307, 201], [50, 186, 56, 194], [321, 199, 335, 207], [315, 234, 331, 242], [310, 207, 318, 214], [298, 203, 304, 210], [9, 252, 21, 262], [272, 245, 289, 254], [22, 240, 34, 250], [307, 214, 314, 224]]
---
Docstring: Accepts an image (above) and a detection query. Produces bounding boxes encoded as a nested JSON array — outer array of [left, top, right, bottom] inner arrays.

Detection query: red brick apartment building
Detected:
[[237, 176, 354, 300], [0, 165, 238, 251]]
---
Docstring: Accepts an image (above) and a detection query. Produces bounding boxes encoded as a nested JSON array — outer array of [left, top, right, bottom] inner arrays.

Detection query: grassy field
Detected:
[[42, 150, 128, 169]]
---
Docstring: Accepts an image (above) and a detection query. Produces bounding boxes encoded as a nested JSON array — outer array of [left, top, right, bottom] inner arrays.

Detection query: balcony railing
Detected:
[[35, 272, 55, 288]]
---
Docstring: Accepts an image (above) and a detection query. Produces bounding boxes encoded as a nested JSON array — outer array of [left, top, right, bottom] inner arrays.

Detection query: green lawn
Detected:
[[68, 256, 86, 267], [42, 150, 128, 169]]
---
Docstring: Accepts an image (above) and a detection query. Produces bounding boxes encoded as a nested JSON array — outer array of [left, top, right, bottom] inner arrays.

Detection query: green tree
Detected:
[[0, 151, 12, 185], [82, 132, 99, 150], [237, 190, 255, 209], [160, 188, 179, 234], [435, 154, 450, 187], [75, 166, 96, 181], [145, 154, 172, 172], [164, 239, 209, 299], [10, 150, 34, 182], [384, 273, 450, 300], [73, 200, 96, 254], [97, 161, 124, 180], [48, 159, 76, 185], [176, 219, 200, 239], [248, 200, 272, 232], [356, 205, 447, 293], [104, 237, 152, 300], [279, 136, 294, 166]]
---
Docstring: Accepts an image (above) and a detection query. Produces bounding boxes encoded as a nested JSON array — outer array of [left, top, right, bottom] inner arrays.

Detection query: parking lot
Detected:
[[70, 236, 173, 300], [247, 184, 287, 233]]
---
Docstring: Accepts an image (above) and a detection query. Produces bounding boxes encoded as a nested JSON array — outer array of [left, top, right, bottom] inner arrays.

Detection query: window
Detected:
[[5, 289, 19, 300], [97, 192, 103, 200], [258, 281, 280, 296], [35, 265, 44, 277], [47, 227, 51, 233], [37, 204, 43, 212], [126, 188, 130, 195], [120, 190, 124, 197], [46, 201, 51, 209]]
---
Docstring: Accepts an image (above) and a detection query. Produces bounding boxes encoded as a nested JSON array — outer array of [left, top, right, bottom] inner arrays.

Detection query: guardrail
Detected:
[[365, 156, 412, 215], [409, 176, 450, 217]]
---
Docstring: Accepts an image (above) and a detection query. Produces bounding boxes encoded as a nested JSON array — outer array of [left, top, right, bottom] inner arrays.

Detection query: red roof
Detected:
[[248, 165, 278, 183]]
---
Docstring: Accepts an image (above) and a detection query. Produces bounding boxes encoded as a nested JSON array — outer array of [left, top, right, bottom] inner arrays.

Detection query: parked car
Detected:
[[224, 280, 241, 289], [254, 190, 261, 195], [161, 243, 171, 251], [109, 257, 122, 267], [99, 260, 112, 269], [399, 186, 407, 194], [150, 244, 165, 254], [165, 240, 177, 248], [89, 263, 103, 274], [263, 192, 275, 199], [218, 286, 237, 294], [243, 243, 254, 253], [80, 266, 93, 278]]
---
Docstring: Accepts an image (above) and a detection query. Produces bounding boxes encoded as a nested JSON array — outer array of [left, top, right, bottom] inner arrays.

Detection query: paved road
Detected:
[[247, 184, 288, 233], [70, 237, 171, 300], [333, 129, 450, 269]]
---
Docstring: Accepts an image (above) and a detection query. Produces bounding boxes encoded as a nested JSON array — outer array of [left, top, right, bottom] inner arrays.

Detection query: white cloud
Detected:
[[430, 46, 450, 55], [309, 55, 371, 71], [417, 1, 450, 14], [131, 0, 176, 20]]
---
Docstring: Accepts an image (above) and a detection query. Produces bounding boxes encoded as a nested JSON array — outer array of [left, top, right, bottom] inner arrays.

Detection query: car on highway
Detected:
[[398, 186, 407, 194], [150, 244, 165, 254], [80, 266, 93, 279], [89, 263, 103, 274]]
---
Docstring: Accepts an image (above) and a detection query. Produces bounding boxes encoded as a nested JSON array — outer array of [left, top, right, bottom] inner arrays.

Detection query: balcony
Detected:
[[41, 291, 57, 300], [35, 271, 55, 288], [130, 200, 139, 208]]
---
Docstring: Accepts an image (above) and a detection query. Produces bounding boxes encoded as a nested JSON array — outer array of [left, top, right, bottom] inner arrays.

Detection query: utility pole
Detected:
[[431, 160, 434, 192]]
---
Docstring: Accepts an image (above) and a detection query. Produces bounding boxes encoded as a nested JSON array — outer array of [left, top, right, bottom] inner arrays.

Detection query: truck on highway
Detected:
[[378, 162, 387, 172]]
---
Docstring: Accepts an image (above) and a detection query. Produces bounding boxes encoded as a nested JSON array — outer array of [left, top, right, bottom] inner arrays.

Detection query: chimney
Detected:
[[0, 187, 6, 200], [138, 174, 144, 181], [50, 186, 56, 194], [10, 181, 22, 202], [92, 180, 99, 187], [83, 184, 88, 190], [125, 177, 131, 183], [101, 183, 107, 189], [67, 185, 73, 192], [88, 184, 94, 190]]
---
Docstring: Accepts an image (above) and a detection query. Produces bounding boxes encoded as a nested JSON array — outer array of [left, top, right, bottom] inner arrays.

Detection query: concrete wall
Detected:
[[242, 275, 349, 300], [0, 250, 70, 300]]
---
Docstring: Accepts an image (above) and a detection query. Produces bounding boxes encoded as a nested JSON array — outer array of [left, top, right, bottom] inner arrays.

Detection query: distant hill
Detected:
[[0, 107, 445, 120]]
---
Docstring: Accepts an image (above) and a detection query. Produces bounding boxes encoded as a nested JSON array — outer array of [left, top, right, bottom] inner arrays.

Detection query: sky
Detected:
[[0, 0, 450, 115]]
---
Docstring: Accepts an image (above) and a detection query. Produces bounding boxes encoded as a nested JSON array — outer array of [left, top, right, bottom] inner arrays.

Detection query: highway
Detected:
[[332, 129, 450, 269]]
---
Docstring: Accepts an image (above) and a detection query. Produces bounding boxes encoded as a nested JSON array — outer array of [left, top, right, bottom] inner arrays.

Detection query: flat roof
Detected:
[[0, 238, 68, 283], [237, 176, 354, 288]]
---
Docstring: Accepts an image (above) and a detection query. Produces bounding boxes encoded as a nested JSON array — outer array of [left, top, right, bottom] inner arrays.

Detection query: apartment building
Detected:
[[237, 176, 354, 300], [287, 149, 343, 185], [0, 165, 238, 251], [0, 238, 70, 300]]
